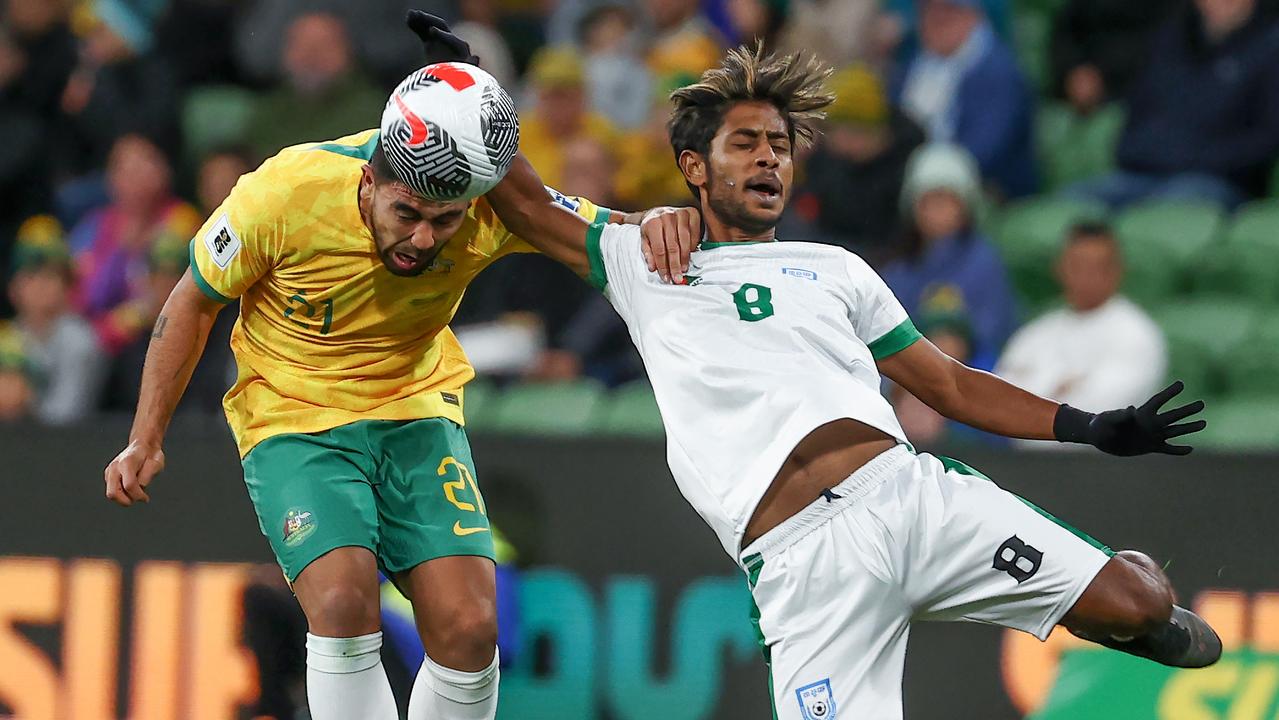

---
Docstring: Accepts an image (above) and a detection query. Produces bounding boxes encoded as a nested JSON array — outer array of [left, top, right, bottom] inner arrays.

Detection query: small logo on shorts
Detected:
[[282, 509, 316, 547], [796, 679, 836, 720]]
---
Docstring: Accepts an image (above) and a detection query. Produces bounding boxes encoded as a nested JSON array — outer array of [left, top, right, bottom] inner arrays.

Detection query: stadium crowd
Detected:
[[3, 0, 1279, 448]]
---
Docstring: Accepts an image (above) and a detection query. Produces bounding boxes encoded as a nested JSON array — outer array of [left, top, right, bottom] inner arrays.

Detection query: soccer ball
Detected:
[[380, 62, 520, 201]]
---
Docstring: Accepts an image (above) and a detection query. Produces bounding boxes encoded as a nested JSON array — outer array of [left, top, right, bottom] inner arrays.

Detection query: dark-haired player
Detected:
[[585, 45, 1220, 719], [103, 18, 699, 720]]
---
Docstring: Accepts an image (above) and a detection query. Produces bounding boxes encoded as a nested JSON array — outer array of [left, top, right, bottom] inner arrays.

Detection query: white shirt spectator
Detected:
[[996, 296, 1166, 413]]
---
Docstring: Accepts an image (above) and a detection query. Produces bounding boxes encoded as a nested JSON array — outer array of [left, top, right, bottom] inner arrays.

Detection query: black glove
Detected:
[[1053, 381, 1206, 456], [406, 10, 480, 66]]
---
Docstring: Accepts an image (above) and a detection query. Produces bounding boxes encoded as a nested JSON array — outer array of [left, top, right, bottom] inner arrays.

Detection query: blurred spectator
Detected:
[[2, 216, 104, 425], [99, 146, 241, 412], [1049, 0, 1176, 113], [883, 0, 1011, 59], [1066, 0, 1279, 209], [233, 0, 453, 87], [57, 0, 179, 180], [244, 12, 385, 160], [518, 46, 620, 191], [456, 0, 516, 88], [579, 3, 653, 129], [882, 144, 1016, 371], [774, 0, 889, 68], [0, 321, 30, 421], [788, 65, 925, 263], [893, 301, 1003, 446], [722, 0, 791, 51], [196, 146, 252, 216], [645, 0, 723, 77], [615, 72, 696, 210], [0, 0, 77, 232], [895, 0, 1036, 199], [69, 134, 200, 355], [103, 231, 232, 413], [996, 222, 1166, 414], [526, 136, 638, 383]]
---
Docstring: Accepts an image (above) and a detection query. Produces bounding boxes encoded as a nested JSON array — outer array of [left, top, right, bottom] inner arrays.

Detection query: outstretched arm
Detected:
[[104, 272, 223, 505], [485, 153, 699, 282], [879, 337, 1205, 455]]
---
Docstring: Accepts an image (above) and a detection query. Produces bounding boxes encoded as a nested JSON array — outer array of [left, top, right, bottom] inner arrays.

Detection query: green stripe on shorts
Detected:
[[743, 552, 778, 720], [938, 455, 1115, 557]]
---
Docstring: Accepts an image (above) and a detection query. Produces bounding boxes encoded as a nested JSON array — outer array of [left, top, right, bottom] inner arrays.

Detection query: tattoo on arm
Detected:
[[152, 315, 168, 339]]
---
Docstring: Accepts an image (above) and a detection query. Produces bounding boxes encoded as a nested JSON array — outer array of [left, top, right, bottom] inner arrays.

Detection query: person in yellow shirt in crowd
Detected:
[[516, 46, 620, 191], [616, 72, 703, 210], [103, 15, 698, 720], [645, 0, 724, 77]]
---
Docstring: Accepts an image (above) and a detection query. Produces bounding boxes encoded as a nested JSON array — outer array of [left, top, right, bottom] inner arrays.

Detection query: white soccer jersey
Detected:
[[588, 223, 922, 557]]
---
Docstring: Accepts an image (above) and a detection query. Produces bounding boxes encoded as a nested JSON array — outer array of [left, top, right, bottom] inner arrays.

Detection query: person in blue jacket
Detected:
[[894, 0, 1036, 200], [882, 143, 1018, 372]]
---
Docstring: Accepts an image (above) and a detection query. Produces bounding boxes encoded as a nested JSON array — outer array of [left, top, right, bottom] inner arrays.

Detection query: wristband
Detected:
[[1053, 404, 1094, 444]]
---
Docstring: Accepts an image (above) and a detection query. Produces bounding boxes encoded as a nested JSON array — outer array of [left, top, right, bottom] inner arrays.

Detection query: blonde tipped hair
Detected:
[[667, 44, 834, 198]]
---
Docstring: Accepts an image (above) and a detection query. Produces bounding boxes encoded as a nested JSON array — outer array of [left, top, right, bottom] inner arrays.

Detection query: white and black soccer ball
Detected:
[[380, 62, 520, 201]]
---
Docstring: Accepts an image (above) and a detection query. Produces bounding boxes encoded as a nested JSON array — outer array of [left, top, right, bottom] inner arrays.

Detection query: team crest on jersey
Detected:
[[203, 214, 241, 269], [782, 267, 817, 281], [796, 679, 836, 720], [282, 509, 316, 547]]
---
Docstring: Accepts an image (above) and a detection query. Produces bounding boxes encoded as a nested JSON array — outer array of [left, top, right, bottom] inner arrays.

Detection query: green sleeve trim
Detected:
[[593, 205, 613, 223], [188, 240, 234, 304], [868, 318, 922, 359], [585, 222, 609, 291], [311, 130, 380, 161]]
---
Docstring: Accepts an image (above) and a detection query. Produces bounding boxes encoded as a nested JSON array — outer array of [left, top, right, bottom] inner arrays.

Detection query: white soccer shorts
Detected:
[[740, 445, 1112, 720]]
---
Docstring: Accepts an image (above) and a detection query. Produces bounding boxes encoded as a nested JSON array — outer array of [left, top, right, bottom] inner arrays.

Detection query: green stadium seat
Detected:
[[1115, 202, 1225, 304], [487, 380, 605, 436], [1196, 397, 1279, 451], [460, 378, 497, 430], [993, 197, 1108, 309], [1222, 316, 1279, 396], [1036, 103, 1124, 192], [597, 382, 665, 438], [1153, 298, 1259, 397], [1194, 201, 1279, 302], [182, 85, 256, 161]]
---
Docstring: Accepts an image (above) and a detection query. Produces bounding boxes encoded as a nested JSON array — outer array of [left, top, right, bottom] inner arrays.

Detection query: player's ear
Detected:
[[359, 164, 377, 202], [678, 150, 707, 191]]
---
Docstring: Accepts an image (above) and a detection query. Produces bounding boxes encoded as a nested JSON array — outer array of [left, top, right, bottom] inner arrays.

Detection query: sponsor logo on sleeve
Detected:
[[782, 267, 817, 281], [203, 214, 242, 270], [797, 679, 836, 720], [545, 186, 581, 213]]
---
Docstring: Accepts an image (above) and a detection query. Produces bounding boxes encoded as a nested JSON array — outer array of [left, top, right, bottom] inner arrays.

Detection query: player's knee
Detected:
[[306, 583, 381, 636], [427, 598, 498, 666], [1109, 551, 1174, 634]]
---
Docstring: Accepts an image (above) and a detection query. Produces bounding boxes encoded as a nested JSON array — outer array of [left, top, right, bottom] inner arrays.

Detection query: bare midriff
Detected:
[[741, 418, 898, 549]]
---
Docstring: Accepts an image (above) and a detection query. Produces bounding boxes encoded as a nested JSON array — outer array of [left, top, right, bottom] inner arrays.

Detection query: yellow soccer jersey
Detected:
[[189, 129, 609, 456]]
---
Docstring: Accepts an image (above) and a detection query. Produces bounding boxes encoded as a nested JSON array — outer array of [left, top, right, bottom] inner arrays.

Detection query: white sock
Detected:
[[407, 650, 499, 720], [305, 632, 399, 720]]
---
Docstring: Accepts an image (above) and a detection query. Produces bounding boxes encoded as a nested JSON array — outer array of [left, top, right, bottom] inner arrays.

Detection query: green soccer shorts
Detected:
[[241, 417, 496, 582]]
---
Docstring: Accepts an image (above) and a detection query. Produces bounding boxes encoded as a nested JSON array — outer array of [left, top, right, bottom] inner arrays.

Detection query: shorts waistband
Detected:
[[739, 444, 912, 569]]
